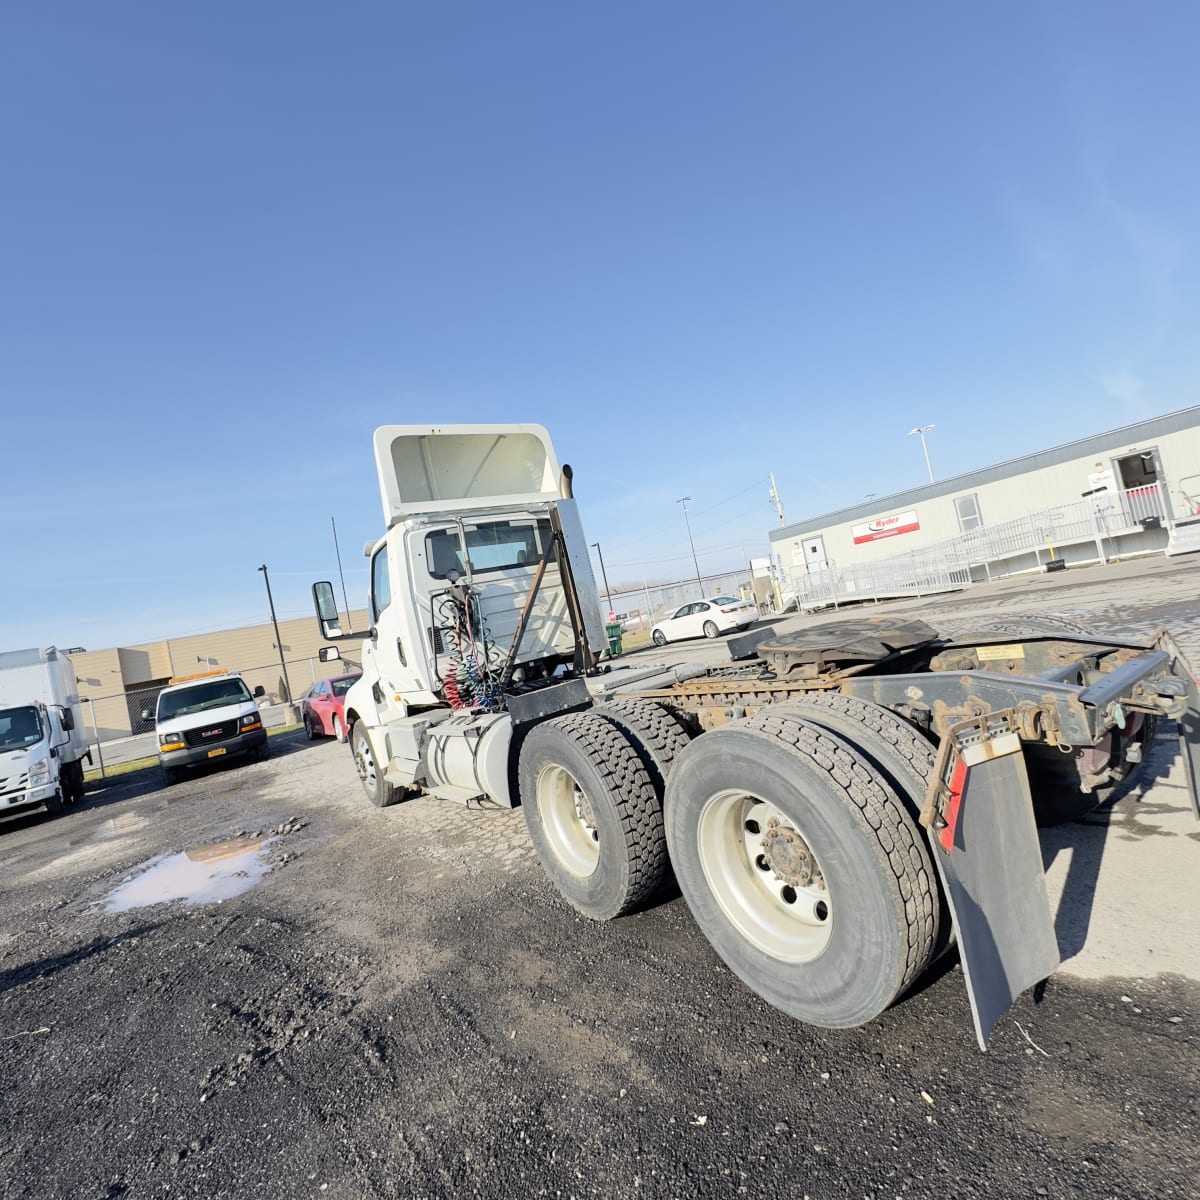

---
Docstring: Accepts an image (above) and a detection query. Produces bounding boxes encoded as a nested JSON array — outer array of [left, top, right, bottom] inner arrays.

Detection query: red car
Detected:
[[300, 673, 361, 742]]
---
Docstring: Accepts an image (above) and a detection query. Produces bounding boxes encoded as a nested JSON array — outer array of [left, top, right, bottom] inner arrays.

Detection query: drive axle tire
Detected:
[[595, 698, 694, 798], [519, 711, 668, 920], [769, 693, 946, 961], [665, 713, 937, 1029], [352, 721, 403, 808]]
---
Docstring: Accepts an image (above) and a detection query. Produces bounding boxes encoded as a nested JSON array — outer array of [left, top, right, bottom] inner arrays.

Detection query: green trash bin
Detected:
[[604, 622, 624, 658]]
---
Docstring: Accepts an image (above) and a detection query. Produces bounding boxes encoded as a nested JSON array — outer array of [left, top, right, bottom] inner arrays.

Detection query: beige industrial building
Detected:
[[70, 608, 369, 741]]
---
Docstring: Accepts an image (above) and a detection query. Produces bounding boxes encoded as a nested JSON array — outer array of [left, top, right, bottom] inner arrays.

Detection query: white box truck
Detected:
[[0, 647, 90, 817]]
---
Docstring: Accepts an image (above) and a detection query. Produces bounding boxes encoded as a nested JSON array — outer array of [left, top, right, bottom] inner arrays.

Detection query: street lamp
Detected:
[[591, 542, 613, 613], [677, 497, 704, 596], [257, 564, 293, 704], [907, 424, 936, 483]]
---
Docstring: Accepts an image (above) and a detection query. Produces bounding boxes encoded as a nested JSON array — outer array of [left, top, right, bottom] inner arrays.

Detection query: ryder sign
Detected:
[[852, 509, 920, 545]]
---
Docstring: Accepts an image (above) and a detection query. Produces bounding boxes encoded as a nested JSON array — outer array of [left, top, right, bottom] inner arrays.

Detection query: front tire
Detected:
[[351, 721, 403, 808], [665, 713, 937, 1029], [652, 630, 667, 647], [63, 761, 85, 805], [518, 712, 668, 920]]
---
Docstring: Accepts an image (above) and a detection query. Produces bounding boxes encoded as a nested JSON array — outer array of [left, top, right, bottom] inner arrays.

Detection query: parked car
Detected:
[[300, 673, 361, 742], [650, 596, 756, 645]]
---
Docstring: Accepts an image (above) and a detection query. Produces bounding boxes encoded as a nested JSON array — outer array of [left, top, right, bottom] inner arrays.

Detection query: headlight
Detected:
[[240, 713, 262, 729], [159, 732, 184, 751], [29, 759, 50, 786]]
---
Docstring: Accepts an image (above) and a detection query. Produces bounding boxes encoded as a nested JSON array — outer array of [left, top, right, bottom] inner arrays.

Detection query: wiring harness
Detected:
[[435, 589, 502, 711]]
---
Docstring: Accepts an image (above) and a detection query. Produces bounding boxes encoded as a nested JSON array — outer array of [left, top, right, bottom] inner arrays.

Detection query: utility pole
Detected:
[[257, 564, 293, 704], [677, 497, 705, 596], [769, 472, 786, 524], [331, 516, 353, 632], [907, 424, 936, 483], [591, 542, 613, 613]]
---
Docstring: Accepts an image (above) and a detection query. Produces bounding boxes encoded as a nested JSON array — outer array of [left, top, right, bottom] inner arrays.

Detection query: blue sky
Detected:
[[2, 2, 1197, 649]]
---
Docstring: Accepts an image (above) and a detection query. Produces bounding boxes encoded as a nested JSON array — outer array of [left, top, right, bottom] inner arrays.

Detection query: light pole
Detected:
[[257, 564, 293, 704], [591, 542, 613, 614], [907, 424, 936, 483], [677, 497, 704, 596]]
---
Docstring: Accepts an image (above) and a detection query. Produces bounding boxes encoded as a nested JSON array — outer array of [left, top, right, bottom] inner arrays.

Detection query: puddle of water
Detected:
[[104, 836, 276, 913]]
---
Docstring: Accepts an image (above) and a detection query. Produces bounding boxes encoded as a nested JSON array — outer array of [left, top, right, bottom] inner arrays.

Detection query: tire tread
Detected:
[[737, 712, 936, 998]]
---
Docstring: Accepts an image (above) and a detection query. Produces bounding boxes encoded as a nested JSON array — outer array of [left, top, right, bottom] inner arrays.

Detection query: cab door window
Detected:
[[371, 547, 392, 622]]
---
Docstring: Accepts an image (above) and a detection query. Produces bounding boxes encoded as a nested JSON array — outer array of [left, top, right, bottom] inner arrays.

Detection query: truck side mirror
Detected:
[[141, 708, 153, 722], [318, 646, 341, 663], [253, 685, 265, 698], [312, 581, 345, 638], [58, 706, 75, 732]]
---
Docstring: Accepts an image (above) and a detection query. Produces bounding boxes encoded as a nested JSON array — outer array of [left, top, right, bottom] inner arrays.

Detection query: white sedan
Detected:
[[651, 596, 757, 645]]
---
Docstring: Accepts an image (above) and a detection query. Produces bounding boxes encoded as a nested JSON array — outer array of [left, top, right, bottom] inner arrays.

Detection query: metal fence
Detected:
[[784, 483, 1174, 611]]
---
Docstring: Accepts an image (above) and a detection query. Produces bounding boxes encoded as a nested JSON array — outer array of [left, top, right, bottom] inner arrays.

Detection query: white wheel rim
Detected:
[[536, 763, 600, 877], [696, 789, 833, 963], [355, 733, 376, 793]]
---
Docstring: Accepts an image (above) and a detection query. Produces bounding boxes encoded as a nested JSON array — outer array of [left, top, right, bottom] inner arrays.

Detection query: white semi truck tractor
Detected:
[[314, 424, 1200, 1047], [0, 647, 90, 817]]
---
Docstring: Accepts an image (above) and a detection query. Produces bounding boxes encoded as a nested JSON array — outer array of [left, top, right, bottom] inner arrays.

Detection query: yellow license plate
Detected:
[[207, 747, 227, 758]]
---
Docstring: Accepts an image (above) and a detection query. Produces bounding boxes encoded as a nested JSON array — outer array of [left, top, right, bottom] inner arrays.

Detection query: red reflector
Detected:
[[939, 759, 969, 852], [721, 608, 734, 613]]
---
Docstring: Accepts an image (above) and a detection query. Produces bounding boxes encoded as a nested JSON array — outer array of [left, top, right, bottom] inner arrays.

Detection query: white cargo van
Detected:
[[0, 647, 90, 817], [145, 672, 268, 785]]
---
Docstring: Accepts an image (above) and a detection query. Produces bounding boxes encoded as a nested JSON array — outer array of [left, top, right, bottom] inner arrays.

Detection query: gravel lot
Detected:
[[1, 555, 1198, 1199]]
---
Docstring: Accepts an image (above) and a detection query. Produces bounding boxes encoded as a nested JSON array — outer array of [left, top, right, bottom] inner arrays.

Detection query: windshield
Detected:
[[425, 518, 553, 580], [330, 676, 360, 698], [0, 706, 43, 751], [158, 678, 252, 721]]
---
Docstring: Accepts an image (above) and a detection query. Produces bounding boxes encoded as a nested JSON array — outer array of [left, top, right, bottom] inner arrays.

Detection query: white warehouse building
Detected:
[[770, 405, 1200, 607]]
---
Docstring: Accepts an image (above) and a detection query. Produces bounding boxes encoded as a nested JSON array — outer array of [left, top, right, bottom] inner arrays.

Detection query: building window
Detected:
[[955, 494, 983, 532]]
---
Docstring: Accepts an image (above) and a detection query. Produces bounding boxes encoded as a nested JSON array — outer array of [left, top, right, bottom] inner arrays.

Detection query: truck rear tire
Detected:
[[351, 722, 403, 808], [769, 693, 945, 962], [518, 712, 668, 920], [594, 698, 693, 798], [664, 713, 937, 1029]]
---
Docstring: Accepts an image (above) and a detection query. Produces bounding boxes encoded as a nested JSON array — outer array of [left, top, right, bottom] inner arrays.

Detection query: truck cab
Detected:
[[314, 424, 607, 807], [0, 647, 90, 817]]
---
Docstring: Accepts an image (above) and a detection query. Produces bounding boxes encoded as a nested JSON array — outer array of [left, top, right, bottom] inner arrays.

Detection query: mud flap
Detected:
[[1156, 630, 1200, 821], [927, 729, 1060, 1049]]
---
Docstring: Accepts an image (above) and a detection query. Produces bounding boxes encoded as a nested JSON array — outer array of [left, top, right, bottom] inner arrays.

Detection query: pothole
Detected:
[[104, 836, 277, 913]]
